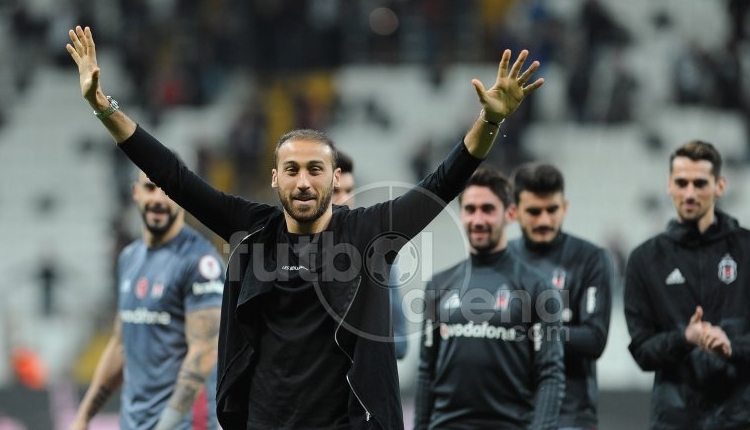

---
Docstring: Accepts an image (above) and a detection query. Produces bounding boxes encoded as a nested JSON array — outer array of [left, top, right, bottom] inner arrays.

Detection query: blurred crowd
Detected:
[[3, 0, 750, 174]]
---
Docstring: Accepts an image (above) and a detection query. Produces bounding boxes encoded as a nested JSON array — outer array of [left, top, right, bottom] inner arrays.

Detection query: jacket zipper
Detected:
[[226, 228, 263, 267], [333, 276, 372, 422]]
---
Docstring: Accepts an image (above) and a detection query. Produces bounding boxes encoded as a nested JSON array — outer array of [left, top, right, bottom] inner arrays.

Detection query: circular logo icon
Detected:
[[364, 232, 420, 286]]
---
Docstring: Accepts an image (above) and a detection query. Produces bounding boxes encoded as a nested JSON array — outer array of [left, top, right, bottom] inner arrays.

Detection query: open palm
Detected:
[[472, 49, 544, 122], [66, 26, 102, 103]]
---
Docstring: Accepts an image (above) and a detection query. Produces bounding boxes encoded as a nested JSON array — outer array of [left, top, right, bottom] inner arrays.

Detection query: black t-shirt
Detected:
[[247, 233, 351, 430]]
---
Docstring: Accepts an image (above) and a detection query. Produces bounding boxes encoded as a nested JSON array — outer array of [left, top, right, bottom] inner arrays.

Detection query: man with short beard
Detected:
[[624, 140, 750, 430], [66, 25, 545, 430], [508, 163, 613, 430], [415, 167, 565, 430], [70, 171, 225, 430]]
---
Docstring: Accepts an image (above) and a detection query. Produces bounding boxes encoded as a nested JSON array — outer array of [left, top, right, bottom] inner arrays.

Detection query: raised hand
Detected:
[[66, 26, 104, 107], [471, 49, 544, 123]]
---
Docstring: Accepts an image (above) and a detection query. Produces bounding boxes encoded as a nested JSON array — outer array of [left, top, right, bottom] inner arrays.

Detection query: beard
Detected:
[[279, 186, 333, 223], [468, 228, 500, 255], [521, 226, 560, 251], [141, 205, 180, 238]]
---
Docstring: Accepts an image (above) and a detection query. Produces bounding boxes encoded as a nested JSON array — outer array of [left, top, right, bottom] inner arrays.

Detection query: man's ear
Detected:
[[715, 176, 727, 198], [271, 169, 278, 188], [333, 167, 341, 189], [506, 203, 517, 223]]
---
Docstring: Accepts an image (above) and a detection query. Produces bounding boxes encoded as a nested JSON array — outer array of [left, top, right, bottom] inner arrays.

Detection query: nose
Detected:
[[537, 210, 552, 225], [296, 172, 311, 190], [683, 183, 698, 199], [470, 211, 488, 227]]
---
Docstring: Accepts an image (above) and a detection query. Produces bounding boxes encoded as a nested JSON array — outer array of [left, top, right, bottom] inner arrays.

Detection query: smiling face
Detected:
[[668, 156, 725, 231], [272, 138, 340, 233], [516, 190, 568, 244], [133, 171, 184, 246], [460, 185, 515, 254]]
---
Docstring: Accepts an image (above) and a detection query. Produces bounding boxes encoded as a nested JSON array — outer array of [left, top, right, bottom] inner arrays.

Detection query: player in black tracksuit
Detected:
[[415, 168, 565, 430], [624, 140, 750, 430], [509, 163, 613, 430]]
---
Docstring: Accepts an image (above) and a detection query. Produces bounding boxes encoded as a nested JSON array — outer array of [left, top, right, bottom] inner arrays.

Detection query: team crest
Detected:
[[495, 286, 510, 311], [135, 277, 149, 299], [551, 269, 566, 289], [718, 254, 737, 285]]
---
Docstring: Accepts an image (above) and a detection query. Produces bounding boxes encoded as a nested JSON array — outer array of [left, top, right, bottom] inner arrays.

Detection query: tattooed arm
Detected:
[[69, 317, 124, 430], [155, 307, 221, 430]]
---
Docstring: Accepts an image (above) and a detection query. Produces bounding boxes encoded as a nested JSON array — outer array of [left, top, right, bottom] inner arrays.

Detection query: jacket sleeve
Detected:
[[413, 281, 440, 430], [385, 140, 482, 239], [725, 329, 750, 362], [530, 282, 565, 430], [119, 125, 275, 241], [624, 249, 693, 370], [565, 248, 613, 358]]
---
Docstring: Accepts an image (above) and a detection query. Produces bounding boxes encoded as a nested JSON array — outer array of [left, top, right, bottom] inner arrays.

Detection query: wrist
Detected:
[[92, 95, 120, 120], [479, 109, 505, 127], [87, 91, 109, 111], [155, 405, 185, 430]]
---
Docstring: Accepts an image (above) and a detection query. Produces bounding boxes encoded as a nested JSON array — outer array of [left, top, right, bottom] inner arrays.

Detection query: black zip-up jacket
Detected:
[[509, 233, 613, 428], [119, 125, 482, 430], [624, 211, 750, 430]]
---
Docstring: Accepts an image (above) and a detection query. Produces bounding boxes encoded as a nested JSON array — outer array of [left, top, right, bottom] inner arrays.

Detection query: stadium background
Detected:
[[0, 0, 748, 428]]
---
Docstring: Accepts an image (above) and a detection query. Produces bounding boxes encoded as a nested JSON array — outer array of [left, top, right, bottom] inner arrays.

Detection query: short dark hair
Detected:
[[511, 163, 565, 203], [459, 166, 512, 209], [335, 151, 354, 174], [274, 129, 337, 168], [669, 140, 722, 178]]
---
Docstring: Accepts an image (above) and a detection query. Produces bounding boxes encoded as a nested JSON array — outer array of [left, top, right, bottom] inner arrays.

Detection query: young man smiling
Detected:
[[415, 167, 565, 430], [66, 24, 544, 430]]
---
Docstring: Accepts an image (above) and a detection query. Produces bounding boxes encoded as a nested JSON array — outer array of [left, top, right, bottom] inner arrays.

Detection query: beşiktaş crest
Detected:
[[718, 254, 737, 285], [551, 268, 566, 289], [494, 286, 510, 311]]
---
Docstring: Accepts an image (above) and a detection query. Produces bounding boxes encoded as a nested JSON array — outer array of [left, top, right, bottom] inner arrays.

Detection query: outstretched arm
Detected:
[[66, 25, 136, 143], [69, 317, 124, 430], [464, 49, 544, 159], [155, 307, 221, 430]]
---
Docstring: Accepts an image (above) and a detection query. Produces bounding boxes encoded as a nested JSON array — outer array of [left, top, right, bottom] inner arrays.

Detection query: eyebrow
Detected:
[[525, 204, 559, 211], [283, 160, 327, 167], [673, 178, 709, 184]]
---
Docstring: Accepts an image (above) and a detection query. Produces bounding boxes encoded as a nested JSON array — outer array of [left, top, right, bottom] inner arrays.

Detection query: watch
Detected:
[[94, 96, 120, 119]]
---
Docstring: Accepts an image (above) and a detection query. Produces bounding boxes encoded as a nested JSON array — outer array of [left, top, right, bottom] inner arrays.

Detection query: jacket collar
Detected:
[[665, 210, 740, 247]]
